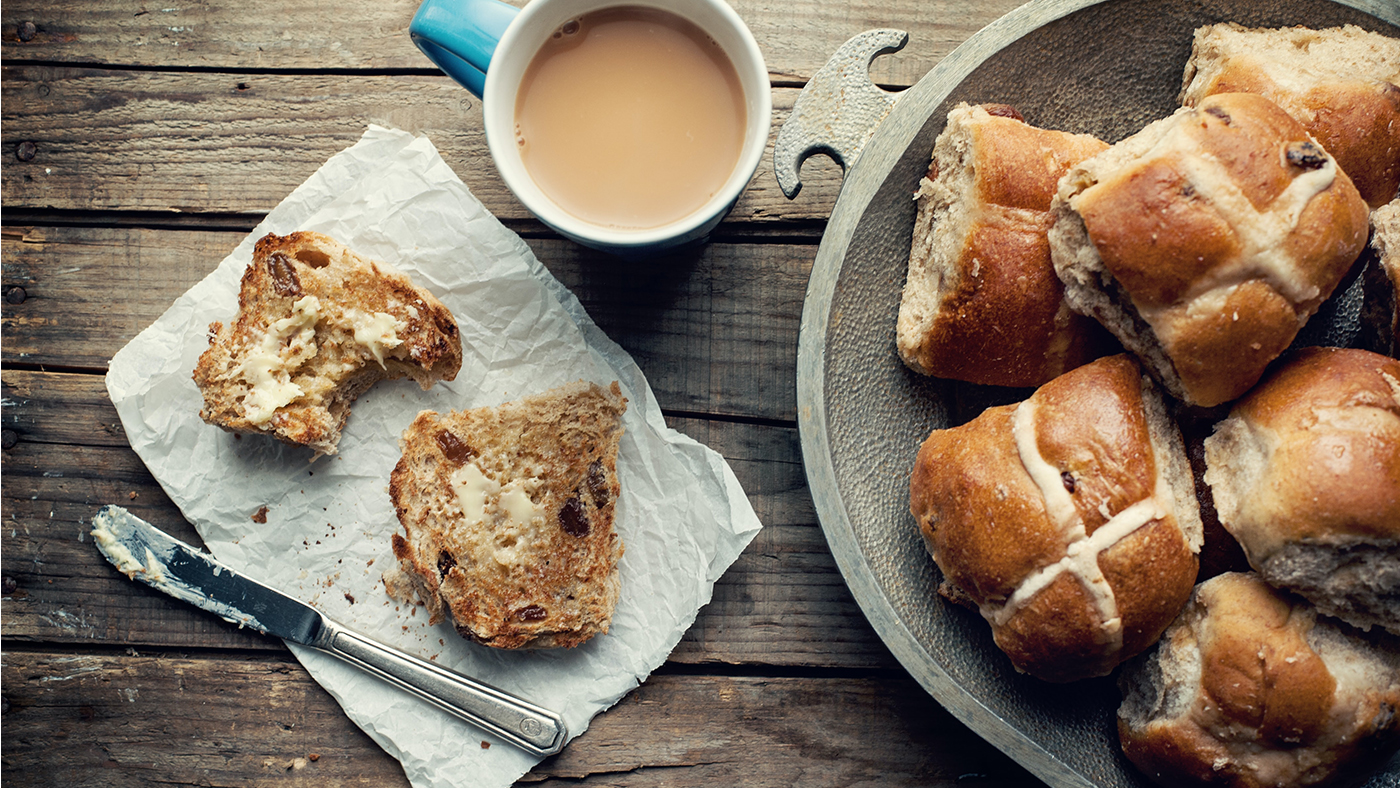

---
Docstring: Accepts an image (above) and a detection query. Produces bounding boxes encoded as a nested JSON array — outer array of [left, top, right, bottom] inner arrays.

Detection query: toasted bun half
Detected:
[[193, 232, 462, 456], [387, 380, 626, 649]]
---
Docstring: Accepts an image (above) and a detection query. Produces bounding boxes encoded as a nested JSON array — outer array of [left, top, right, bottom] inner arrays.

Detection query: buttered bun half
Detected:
[[1204, 347, 1400, 635], [1049, 92, 1370, 407], [909, 354, 1202, 682], [1118, 572, 1400, 788]]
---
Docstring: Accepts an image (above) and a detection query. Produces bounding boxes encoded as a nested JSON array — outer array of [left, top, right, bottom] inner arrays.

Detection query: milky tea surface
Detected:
[[514, 6, 747, 230]]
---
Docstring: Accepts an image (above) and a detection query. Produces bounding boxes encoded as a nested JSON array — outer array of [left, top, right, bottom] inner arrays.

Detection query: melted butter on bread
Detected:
[[447, 460, 546, 568], [346, 308, 404, 368], [239, 294, 321, 425]]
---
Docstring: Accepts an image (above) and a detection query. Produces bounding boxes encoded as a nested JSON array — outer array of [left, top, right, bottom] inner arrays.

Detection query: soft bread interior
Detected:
[[1048, 124, 1189, 401], [1140, 372, 1204, 552], [1117, 613, 1203, 735], [1180, 22, 1400, 104], [897, 109, 980, 372]]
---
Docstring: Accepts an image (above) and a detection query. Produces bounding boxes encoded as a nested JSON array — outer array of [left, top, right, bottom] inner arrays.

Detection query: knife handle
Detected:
[[312, 618, 568, 756]]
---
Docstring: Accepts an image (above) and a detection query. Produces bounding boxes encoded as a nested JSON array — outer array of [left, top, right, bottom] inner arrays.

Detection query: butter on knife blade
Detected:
[[90, 505, 569, 756]]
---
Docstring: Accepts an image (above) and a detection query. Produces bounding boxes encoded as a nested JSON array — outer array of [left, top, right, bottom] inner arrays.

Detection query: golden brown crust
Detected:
[[909, 354, 1201, 682], [387, 380, 626, 649], [898, 103, 1114, 388], [192, 231, 462, 456], [1204, 347, 1400, 633], [1051, 93, 1371, 407], [1118, 572, 1400, 788], [1180, 23, 1400, 209]]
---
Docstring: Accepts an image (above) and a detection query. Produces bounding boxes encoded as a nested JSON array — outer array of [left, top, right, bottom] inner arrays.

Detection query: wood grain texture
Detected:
[[1, 67, 844, 222], [2, 227, 812, 421], [2, 649, 414, 788], [2, 650, 1043, 788], [1, 370, 898, 667], [0, 1, 1061, 784], [0, 0, 1024, 84]]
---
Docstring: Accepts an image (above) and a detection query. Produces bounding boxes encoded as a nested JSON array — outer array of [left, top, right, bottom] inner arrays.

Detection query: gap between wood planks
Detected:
[[1, 208, 829, 244], [0, 639, 908, 683]]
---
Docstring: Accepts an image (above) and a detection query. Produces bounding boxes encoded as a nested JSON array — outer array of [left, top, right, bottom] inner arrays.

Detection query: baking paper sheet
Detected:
[[105, 125, 764, 788]]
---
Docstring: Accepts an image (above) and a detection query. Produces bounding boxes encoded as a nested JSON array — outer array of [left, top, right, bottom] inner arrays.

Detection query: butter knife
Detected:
[[90, 505, 568, 756]]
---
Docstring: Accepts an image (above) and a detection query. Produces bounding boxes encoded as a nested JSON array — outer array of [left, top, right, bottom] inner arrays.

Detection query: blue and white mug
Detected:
[[410, 0, 772, 256]]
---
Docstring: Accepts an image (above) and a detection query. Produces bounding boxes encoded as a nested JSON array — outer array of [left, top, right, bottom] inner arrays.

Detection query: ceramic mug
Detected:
[[410, 0, 772, 256]]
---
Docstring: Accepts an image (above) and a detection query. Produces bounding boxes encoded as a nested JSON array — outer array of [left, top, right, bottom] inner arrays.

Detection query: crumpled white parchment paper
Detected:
[[105, 125, 764, 788]]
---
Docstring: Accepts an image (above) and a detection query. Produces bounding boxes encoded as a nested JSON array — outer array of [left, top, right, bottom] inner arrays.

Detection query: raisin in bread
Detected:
[[387, 380, 627, 649], [1048, 92, 1370, 407], [1179, 23, 1400, 209], [193, 231, 462, 456]]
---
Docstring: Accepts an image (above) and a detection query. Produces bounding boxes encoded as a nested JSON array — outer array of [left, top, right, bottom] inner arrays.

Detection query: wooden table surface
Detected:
[[1, 1, 1052, 785]]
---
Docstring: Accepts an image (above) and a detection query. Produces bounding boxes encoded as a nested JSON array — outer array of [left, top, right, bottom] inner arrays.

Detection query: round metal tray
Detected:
[[794, 1, 1400, 786]]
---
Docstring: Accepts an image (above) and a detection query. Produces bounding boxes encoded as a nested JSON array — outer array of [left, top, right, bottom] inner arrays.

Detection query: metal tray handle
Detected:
[[773, 28, 909, 199]]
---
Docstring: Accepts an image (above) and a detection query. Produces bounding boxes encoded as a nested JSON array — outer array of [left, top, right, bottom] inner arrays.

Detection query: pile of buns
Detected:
[[900, 23, 1400, 788], [193, 231, 628, 650]]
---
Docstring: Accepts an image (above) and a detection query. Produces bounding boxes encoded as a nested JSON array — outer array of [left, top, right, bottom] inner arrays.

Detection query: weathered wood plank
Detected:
[[1, 373, 895, 667], [2, 649, 413, 788], [2, 227, 811, 422], [0, 226, 238, 371], [1, 370, 130, 448], [2, 66, 843, 221], [0, 0, 1024, 86], [1, 650, 1044, 788], [0, 430, 274, 651]]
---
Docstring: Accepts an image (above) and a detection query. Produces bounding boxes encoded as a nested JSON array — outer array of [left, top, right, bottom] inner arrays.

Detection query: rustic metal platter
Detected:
[[793, 1, 1400, 786]]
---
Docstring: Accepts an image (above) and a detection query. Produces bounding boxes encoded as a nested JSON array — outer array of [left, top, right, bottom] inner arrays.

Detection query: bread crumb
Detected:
[[308, 753, 320, 762], [251, 506, 269, 524], [480, 741, 491, 749]]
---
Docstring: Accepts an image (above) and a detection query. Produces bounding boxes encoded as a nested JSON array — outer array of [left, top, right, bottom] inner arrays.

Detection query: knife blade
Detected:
[[90, 505, 568, 756]]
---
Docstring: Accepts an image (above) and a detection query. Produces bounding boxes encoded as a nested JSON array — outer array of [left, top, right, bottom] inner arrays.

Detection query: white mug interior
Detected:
[[482, 0, 771, 254]]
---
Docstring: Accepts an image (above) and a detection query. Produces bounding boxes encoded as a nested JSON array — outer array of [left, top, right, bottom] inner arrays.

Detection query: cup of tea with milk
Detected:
[[410, 0, 771, 256]]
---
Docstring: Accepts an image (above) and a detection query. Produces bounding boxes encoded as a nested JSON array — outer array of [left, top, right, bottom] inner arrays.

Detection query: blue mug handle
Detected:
[[409, 0, 520, 98]]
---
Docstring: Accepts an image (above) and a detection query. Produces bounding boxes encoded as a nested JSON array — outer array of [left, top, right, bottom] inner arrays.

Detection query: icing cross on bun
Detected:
[[1049, 92, 1370, 407], [1118, 571, 1400, 788], [909, 354, 1202, 682]]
